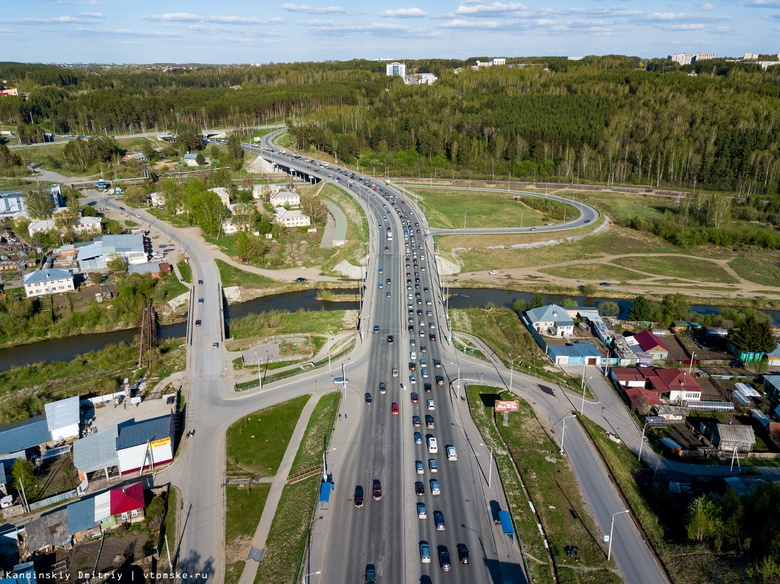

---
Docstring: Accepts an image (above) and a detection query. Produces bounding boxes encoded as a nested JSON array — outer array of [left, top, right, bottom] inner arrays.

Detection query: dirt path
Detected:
[[451, 252, 780, 301]]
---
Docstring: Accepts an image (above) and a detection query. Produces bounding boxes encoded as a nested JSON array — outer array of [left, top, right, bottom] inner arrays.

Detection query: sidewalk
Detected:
[[238, 393, 322, 584]]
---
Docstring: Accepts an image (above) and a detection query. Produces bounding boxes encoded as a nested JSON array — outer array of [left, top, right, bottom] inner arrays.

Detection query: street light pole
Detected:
[[302, 571, 321, 583], [638, 422, 650, 462], [560, 416, 568, 455], [509, 355, 522, 394], [580, 376, 592, 415], [480, 443, 494, 489], [608, 510, 630, 561]]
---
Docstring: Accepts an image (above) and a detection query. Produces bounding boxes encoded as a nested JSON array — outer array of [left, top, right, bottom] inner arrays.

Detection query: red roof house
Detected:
[[624, 387, 661, 409], [110, 481, 145, 519], [632, 330, 669, 361]]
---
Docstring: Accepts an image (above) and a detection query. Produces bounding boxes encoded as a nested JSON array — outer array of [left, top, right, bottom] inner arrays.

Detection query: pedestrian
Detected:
[[344, 413, 348, 419], [339, 413, 342, 420]]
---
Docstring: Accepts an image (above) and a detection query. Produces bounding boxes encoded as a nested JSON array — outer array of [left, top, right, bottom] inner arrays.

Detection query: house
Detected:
[[44, 396, 80, 441], [671, 321, 690, 333], [762, 374, 780, 399], [77, 234, 147, 271], [66, 481, 145, 544], [183, 153, 201, 167], [624, 387, 661, 410], [28, 217, 102, 238], [274, 207, 311, 228], [713, 423, 756, 453], [110, 481, 145, 523], [546, 342, 602, 365], [525, 304, 575, 337], [727, 338, 766, 364], [653, 405, 688, 422], [0, 191, 25, 217], [115, 415, 175, 475], [610, 367, 702, 404], [0, 561, 36, 584], [122, 152, 148, 163], [767, 343, 780, 368], [386, 62, 406, 77], [209, 187, 231, 207], [21, 508, 70, 557], [22, 268, 75, 298], [631, 330, 669, 362], [269, 190, 300, 208], [128, 262, 161, 277], [73, 425, 120, 486]]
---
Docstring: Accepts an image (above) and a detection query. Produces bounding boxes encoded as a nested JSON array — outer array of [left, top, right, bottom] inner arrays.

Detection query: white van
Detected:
[[410, 351, 417, 361], [427, 436, 438, 454]]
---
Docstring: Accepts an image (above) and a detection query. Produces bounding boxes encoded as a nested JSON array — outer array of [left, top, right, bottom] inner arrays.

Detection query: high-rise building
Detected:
[[386, 62, 406, 78]]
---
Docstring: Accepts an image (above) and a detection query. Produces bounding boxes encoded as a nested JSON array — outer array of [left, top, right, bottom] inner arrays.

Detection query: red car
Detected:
[[373, 480, 382, 500], [410, 392, 419, 404], [392, 402, 399, 415]]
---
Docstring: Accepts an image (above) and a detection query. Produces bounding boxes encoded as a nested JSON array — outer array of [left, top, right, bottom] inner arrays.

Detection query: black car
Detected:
[[415, 481, 425, 496], [365, 564, 376, 584], [295, 277, 307, 282], [365, 393, 373, 405], [439, 547, 452, 571], [354, 485, 364, 507], [387, 335, 394, 344], [457, 543, 470, 564], [424, 382, 432, 393]]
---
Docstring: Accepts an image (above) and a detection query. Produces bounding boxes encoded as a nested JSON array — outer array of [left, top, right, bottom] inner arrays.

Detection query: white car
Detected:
[[416, 460, 424, 475], [428, 459, 438, 473], [488, 270, 497, 275], [417, 502, 427, 519], [427, 399, 435, 411], [446, 445, 457, 461]]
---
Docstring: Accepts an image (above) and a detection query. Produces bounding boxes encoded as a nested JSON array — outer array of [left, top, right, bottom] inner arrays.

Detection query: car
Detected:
[[416, 460, 424, 475], [365, 393, 373, 405], [333, 377, 349, 384], [391, 402, 399, 415], [198, 297, 204, 304], [426, 399, 435, 411], [446, 445, 457, 461], [414, 432, 423, 445], [429, 458, 438, 473], [421, 369, 429, 379], [420, 329, 425, 337], [434, 359, 441, 368], [425, 414, 435, 429], [386, 292, 392, 298], [384, 246, 389, 251], [439, 547, 451, 571], [427, 436, 438, 454], [435, 375, 444, 386], [600, 281, 612, 287], [429, 333, 437, 341], [415, 481, 425, 496], [372, 480, 382, 500], [417, 502, 427, 519], [530, 227, 537, 231], [365, 564, 376, 584], [420, 344, 427, 353], [488, 270, 497, 275], [212, 342, 219, 348], [379, 382, 387, 394], [354, 485, 364, 508], [387, 335, 394, 344], [197, 279, 203, 285], [410, 392, 419, 404], [392, 367, 398, 378], [378, 281, 383, 289], [295, 277, 307, 282], [424, 382, 432, 393], [434, 510, 446, 531], [409, 375, 417, 384], [457, 543, 471, 564], [386, 278, 391, 284], [420, 542, 431, 564], [584, 219, 591, 223], [412, 415, 421, 427], [195, 319, 201, 327], [378, 266, 383, 273], [430, 479, 441, 495], [373, 325, 380, 334]]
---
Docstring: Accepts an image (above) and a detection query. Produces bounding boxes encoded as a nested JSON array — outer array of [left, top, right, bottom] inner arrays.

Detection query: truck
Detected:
[[96, 178, 109, 190]]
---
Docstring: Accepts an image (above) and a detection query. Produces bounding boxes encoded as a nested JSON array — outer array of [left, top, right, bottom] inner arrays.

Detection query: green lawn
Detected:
[[610, 255, 739, 283], [253, 476, 318, 584], [216, 259, 276, 286], [727, 252, 780, 288], [224, 483, 272, 584], [412, 187, 547, 229], [228, 310, 348, 340], [290, 392, 340, 476], [541, 263, 649, 282], [225, 395, 310, 477], [177, 261, 192, 283]]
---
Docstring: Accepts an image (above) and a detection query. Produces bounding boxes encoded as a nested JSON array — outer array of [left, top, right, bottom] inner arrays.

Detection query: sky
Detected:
[[2, 0, 779, 64]]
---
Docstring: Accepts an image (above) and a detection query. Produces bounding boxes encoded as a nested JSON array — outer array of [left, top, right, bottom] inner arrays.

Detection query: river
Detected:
[[1, 287, 778, 371]]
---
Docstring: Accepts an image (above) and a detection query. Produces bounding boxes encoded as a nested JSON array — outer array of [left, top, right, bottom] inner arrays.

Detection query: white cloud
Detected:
[[455, 2, 527, 16], [78, 12, 105, 18], [144, 13, 283, 25], [305, 19, 428, 35], [380, 7, 427, 18], [667, 23, 706, 29], [280, 3, 347, 14], [701, 3, 715, 9], [650, 12, 687, 20], [439, 18, 503, 29], [7, 16, 94, 24]]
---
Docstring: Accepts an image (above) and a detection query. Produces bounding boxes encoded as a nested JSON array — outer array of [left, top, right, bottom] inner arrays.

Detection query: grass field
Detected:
[[575, 191, 669, 224], [411, 188, 548, 229], [315, 183, 369, 272], [290, 392, 340, 476], [216, 259, 276, 286], [500, 399, 620, 582], [541, 263, 649, 282], [726, 252, 780, 288], [610, 255, 739, 283], [224, 483, 272, 584], [225, 395, 310, 477], [177, 261, 192, 283], [253, 476, 318, 584], [227, 310, 349, 340]]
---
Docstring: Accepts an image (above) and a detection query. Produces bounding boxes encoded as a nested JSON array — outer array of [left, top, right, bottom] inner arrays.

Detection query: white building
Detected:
[[525, 304, 575, 338], [743, 52, 759, 61], [269, 190, 301, 207], [45, 396, 80, 441], [274, 207, 311, 228], [386, 62, 406, 78], [222, 219, 240, 235], [28, 217, 102, 237], [23, 268, 75, 298], [492, 58, 506, 66], [406, 73, 437, 85], [670, 53, 716, 65], [77, 234, 147, 271], [209, 187, 231, 207]]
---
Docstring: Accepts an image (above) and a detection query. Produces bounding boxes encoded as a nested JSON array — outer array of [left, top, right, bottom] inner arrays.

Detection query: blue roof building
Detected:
[[547, 342, 603, 365], [116, 416, 172, 450], [0, 416, 51, 456]]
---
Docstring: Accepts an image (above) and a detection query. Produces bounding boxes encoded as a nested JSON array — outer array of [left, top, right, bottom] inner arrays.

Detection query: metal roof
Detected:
[[22, 268, 73, 286], [116, 415, 172, 450], [73, 426, 119, 473], [110, 482, 144, 514], [44, 396, 80, 433], [0, 416, 51, 455], [101, 234, 144, 254], [716, 423, 756, 444], [128, 262, 161, 275], [525, 304, 574, 327], [547, 342, 601, 358], [24, 508, 69, 553], [67, 497, 98, 534]]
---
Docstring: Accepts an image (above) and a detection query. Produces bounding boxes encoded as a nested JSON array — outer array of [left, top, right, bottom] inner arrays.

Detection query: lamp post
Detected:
[[638, 422, 651, 463], [608, 510, 630, 561], [255, 351, 261, 390], [580, 376, 592, 415], [559, 414, 575, 456], [509, 355, 523, 394], [302, 571, 321, 583], [480, 443, 494, 489]]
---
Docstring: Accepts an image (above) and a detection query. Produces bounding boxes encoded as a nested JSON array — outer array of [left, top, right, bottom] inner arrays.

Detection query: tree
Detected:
[[729, 313, 778, 354], [23, 187, 54, 219], [107, 254, 127, 272], [529, 293, 544, 309], [175, 123, 204, 154], [11, 458, 36, 498], [231, 202, 258, 232], [628, 295, 655, 322], [561, 298, 578, 308], [581, 284, 597, 297], [686, 496, 723, 544], [598, 301, 620, 317], [661, 293, 689, 323]]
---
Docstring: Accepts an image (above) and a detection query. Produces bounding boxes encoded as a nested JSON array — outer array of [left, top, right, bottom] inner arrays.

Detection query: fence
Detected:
[[29, 489, 78, 512]]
